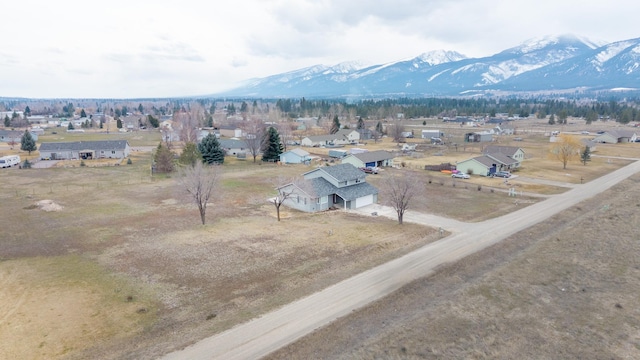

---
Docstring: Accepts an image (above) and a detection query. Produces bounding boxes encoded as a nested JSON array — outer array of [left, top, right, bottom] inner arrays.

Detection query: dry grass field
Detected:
[[267, 173, 640, 360], [1, 117, 639, 359]]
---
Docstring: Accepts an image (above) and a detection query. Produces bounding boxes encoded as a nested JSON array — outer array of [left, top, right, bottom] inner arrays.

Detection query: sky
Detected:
[[2, 0, 639, 99]]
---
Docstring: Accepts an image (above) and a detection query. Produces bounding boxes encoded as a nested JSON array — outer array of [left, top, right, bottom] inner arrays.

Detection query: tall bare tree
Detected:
[[174, 109, 198, 143], [381, 170, 421, 224], [388, 120, 405, 143], [178, 162, 221, 225], [243, 118, 266, 162], [272, 177, 312, 221]]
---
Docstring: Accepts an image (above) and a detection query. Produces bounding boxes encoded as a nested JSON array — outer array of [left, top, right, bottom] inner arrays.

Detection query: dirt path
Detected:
[[162, 159, 640, 360]]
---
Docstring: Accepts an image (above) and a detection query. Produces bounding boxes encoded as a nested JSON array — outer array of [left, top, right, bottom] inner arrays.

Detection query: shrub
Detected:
[[22, 159, 31, 169], [127, 158, 132, 165]]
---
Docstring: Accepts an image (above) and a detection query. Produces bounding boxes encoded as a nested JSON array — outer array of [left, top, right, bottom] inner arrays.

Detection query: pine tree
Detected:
[[330, 115, 340, 134], [198, 133, 225, 165], [80, 109, 87, 118], [375, 121, 384, 134], [548, 114, 556, 125], [68, 122, 74, 130], [21, 130, 37, 155], [116, 118, 123, 129], [357, 117, 365, 130], [262, 126, 283, 162], [581, 146, 591, 165], [179, 142, 202, 167], [154, 143, 175, 173]]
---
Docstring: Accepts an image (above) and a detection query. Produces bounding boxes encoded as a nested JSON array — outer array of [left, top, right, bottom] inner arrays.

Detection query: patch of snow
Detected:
[[428, 68, 451, 82], [595, 41, 634, 64]]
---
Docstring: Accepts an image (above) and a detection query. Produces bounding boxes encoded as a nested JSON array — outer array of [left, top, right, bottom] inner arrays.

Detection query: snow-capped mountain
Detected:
[[218, 35, 640, 98]]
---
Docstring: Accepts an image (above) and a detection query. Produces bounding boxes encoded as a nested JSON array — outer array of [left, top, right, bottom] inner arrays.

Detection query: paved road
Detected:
[[162, 160, 640, 360]]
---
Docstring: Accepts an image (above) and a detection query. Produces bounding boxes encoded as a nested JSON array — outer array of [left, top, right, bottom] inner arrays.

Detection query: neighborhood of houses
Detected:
[[3, 107, 640, 215]]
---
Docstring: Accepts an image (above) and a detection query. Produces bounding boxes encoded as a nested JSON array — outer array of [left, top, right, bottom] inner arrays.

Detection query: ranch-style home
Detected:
[[39, 140, 131, 160], [593, 130, 637, 144], [277, 163, 378, 213], [279, 148, 311, 164], [0, 129, 39, 143], [456, 146, 525, 176], [218, 139, 249, 156], [300, 129, 360, 147], [341, 150, 395, 169]]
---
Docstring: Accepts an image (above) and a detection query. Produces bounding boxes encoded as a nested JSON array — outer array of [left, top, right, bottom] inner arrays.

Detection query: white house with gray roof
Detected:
[[39, 140, 131, 160], [593, 130, 637, 144], [277, 163, 378, 212], [341, 150, 395, 169], [300, 129, 360, 147], [279, 148, 311, 164]]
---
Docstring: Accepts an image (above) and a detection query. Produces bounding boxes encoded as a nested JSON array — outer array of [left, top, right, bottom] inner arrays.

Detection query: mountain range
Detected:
[[217, 34, 640, 99]]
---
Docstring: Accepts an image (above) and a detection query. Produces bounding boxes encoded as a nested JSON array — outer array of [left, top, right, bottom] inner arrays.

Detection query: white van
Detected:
[[0, 155, 21, 168]]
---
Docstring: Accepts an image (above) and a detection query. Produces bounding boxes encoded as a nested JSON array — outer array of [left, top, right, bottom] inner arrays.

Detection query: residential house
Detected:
[[0, 129, 39, 143], [279, 148, 311, 164], [581, 139, 598, 152], [465, 131, 493, 143], [494, 122, 515, 135], [277, 163, 378, 212], [218, 139, 248, 156], [482, 145, 525, 168], [39, 140, 131, 160], [593, 130, 637, 143], [341, 150, 395, 169], [456, 145, 524, 176], [300, 129, 360, 147]]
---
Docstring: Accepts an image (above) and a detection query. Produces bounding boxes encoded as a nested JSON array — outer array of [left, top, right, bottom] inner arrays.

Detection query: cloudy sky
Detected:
[[2, 0, 638, 99]]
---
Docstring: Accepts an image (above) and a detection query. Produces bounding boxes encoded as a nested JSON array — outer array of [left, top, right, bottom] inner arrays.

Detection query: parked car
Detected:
[[359, 167, 378, 174], [491, 171, 511, 178], [451, 172, 470, 179]]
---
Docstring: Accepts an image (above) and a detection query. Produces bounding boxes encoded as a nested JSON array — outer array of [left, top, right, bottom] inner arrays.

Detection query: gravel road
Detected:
[[162, 159, 640, 360]]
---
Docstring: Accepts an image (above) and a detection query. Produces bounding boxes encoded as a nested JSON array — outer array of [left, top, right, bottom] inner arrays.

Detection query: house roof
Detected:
[[351, 150, 394, 163], [603, 130, 636, 139], [304, 163, 365, 182], [307, 177, 378, 201], [305, 129, 358, 143], [460, 155, 499, 168], [285, 148, 310, 157], [483, 145, 523, 157], [39, 140, 129, 152], [486, 153, 519, 166], [218, 139, 247, 148]]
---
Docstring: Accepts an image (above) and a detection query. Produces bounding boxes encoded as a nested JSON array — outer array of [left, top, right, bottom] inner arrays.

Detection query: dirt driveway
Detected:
[[162, 160, 640, 359]]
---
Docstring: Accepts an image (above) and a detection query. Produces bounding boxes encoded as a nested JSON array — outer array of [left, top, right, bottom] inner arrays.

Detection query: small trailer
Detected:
[[0, 155, 20, 168]]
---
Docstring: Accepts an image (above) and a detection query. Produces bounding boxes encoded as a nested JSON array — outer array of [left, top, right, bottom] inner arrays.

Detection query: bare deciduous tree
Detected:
[[381, 170, 421, 224], [388, 120, 405, 143], [178, 162, 221, 225], [243, 117, 266, 162], [272, 176, 312, 221]]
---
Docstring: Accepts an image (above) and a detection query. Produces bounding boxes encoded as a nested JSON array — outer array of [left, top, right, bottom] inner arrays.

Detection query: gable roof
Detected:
[[39, 140, 129, 152], [285, 148, 310, 157], [306, 177, 377, 200], [351, 150, 394, 163], [486, 153, 519, 166], [604, 130, 636, 139], [218, 139, 247, 148], [304, 163, 365, 182], [483, 145, 522, 157]]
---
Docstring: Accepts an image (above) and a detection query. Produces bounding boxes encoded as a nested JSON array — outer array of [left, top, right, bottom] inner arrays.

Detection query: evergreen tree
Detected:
[[198, 133, 225, 165], [330, 115, 340, 134], [80, 109, 87, 118], [147, 115, 159, 128], [20, 130, 37, 155], [179, 142, 202, 167], [4, 115, 10, 127], [116, 118, 123, 129], [581, 146, 591, 165], [68, 122, 74, 130], [375, 121, 384, 134], [154, 143, 175, 173], [548, 114, 556, 125], [262, 126, 283, 162], [24, 106, 31, 116], [356, 117, 365, 130]]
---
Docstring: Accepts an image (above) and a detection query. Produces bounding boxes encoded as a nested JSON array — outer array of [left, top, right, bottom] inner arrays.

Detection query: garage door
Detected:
[[355, 194, 374, 208]]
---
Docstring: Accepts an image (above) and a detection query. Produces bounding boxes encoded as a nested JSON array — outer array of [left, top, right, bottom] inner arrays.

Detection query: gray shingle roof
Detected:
[[307, 177, 377, 200], [352, 150, 394, 163], [483, 145, 522, 157], [486, 153, 519, 165], [218, 139, 247, 148], [39, 140, 129, 151], [312, 163, 366, 182]]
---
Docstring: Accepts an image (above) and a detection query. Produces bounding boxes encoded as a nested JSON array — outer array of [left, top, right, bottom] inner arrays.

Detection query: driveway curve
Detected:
[[162, 160, 640, 360]]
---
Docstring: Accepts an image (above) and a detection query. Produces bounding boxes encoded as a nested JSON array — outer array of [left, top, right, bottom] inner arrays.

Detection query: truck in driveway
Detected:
[[0, 155, 20, 168]]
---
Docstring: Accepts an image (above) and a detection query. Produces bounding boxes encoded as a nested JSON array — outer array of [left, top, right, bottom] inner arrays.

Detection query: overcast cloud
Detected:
[[1, 0, 638, 98]]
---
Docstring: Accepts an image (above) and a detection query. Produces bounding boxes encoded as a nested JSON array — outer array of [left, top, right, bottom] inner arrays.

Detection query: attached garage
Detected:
[[355, 194, 374, 207]]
